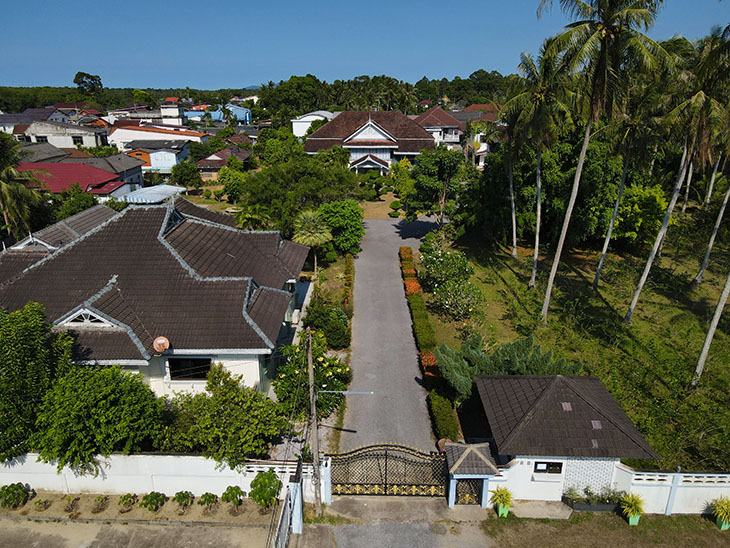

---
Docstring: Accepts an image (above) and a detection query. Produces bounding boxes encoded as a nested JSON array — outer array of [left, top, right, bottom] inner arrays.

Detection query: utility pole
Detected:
[[307, 329, 322, 516]]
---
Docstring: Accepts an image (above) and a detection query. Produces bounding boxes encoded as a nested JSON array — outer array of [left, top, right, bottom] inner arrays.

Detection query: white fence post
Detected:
[[322, 457, 332, 505]]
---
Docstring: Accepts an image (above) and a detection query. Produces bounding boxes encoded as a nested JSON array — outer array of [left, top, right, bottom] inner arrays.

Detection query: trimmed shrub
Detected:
[[402, 267, 417, 278], [419, 249, 473, 292], [390, 200, 401, 210], [407, 294, 437, 351], [404, 277, 422, 296], [203, 188, 212, 199], [325, 308, 351, 350], [427, 391, 460, 441], [388, 210, 401, 218], [399, 247, 413, 261]]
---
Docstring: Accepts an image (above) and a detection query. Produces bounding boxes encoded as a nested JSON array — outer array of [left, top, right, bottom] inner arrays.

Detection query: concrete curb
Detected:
[[0, 513, 270, 528]]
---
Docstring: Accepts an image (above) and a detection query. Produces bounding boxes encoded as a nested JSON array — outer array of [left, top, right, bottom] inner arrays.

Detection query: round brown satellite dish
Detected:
[[153, 336, 170, 353]]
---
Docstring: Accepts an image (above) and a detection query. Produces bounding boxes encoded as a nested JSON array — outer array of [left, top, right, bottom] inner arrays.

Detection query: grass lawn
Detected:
[[183, 192, 232, 214], [360, 192, 401, 219], [421, 212, 730, 471]]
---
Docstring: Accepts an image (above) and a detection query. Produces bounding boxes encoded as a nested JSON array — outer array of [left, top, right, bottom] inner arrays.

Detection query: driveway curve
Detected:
[[338, 218, 436, 452]]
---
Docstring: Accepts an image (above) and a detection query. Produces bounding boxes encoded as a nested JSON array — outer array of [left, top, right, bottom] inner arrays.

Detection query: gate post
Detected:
[[447, 476, 457, 508], [322, 457, 332, 505], [290, 482, 303, 535]]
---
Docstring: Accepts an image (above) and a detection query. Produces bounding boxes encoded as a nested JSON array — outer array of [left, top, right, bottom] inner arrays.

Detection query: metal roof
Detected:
[[123, 184, 185, 204]]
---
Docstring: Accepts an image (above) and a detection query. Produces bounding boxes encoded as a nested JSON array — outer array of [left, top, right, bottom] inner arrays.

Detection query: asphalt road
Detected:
[[338, 218, 437, 452]]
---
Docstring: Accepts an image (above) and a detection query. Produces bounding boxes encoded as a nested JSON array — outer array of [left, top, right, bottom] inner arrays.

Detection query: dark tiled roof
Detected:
[[21, 107, 59, 120], [196, 147, 251, 169], [445, 443, 499, 475], [0, 251, 48, 286], [172, 197, 238, 227], [62, 153, 144, 175], [33, 205, 118, 248], [474, 375, 658, 460], [451, 111, 499, 124], [350, 154, 390, 169], [0, 203, 306, 359], [304, 111, 435, 155], [414, 107, 465, 130], [126, 140, 188, 151], [20, 143, 69, 163]]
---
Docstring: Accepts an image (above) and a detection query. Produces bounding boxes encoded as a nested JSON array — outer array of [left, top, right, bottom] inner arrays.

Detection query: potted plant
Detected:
[[620, 492, 644, 526], [711, 496, 730, 531], [490, 486, 513, 518]]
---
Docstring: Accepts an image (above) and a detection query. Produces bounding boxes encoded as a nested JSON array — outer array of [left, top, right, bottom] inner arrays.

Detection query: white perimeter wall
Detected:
[[0, 453, 326, 504]]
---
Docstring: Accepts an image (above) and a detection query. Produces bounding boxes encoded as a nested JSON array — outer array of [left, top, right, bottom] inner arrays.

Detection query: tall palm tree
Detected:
[[494, 102, 522, 258], [625, 35, 727, 322], [593, 79, 661, 289], [537, 0, 668, 321], [504, 38, 573, 287], [0, 135, 43, 238], [691, 263, 730, 388], [292, 210, 332, 280]]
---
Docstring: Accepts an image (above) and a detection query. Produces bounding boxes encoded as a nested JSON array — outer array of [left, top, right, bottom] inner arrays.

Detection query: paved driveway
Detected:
[[338, 218, 436, 452]]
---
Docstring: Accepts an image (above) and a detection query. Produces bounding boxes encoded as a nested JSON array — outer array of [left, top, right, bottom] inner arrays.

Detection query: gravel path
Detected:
[[338, 218, 436, 452]]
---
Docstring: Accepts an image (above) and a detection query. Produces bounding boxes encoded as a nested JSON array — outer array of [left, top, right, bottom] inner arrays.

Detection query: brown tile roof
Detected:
[[0, 203, 308, 360], [445, 442, 499, 475], [350, 154, 389, 169], [60, 148, 93, 158], [0, 251, 48, 286], [474, 375, 658, 460], [62, 153, 144, 175], [172, 196, 237, 228], [196, 146, 251, 169], [304, 111, 435, 155], [32, 205, 118, 248], [413, 107, 465, 130], [463, 103, 501, 112]]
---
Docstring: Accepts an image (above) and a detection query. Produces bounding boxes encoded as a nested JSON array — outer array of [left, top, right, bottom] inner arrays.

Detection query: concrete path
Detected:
[[0, 520, 269, 548], [339, 218, 437, 452]]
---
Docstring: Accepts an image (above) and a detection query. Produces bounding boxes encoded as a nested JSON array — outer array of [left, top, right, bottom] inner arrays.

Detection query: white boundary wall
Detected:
[[0, 454, 328, 504]]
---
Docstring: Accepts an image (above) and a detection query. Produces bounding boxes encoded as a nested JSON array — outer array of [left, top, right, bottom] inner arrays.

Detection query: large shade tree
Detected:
[[537, 0, 668, 321]]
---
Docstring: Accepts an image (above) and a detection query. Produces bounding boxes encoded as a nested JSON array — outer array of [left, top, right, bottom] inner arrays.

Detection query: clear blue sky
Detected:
[[1, 1, 728, 89]]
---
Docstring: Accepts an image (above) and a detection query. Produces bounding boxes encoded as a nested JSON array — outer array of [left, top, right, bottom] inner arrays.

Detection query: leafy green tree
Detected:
[[219, 166, 247, 203], [249, 470, 282, 511], [176, 364, 287, 469], [0, 134, 44, 237], [317, 199, 364, 255], [0, 303, 73, 461], [79, 145, 119, 158], [292, 210, 332, 278], [389, 158, 415, 197], [133, 89, 156, 107], [33, 366, 163, 472], [254, 128, 304, 166], [171, 161, 203, 191], [404, 147, 464, 228], [73, 71, 103, 98], [537, 0, 669, 321], [435, 335, 583, 403], [313, 146, 349, 169], [53, 183, 97, 221]]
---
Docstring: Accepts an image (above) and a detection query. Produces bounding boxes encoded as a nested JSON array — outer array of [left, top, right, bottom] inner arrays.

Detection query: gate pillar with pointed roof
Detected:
[[445, 442, 500, 508]]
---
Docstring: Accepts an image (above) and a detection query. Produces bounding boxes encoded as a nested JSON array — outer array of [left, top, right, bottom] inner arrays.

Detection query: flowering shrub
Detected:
[[399, 247, 413, 261], [419, 351, 438, 372], [404, 277, 422, 295], [401, 267, 417, 278], [419, 249, 473, 292], [432, 279, 482, 320], [274, 331, 351, 419]]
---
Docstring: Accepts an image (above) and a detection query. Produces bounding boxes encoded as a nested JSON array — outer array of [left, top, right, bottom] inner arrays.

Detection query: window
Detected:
[[534, 462, 563, 474], [72, 136, 83, 145], [36, 136, 48, 143], [168, 358, 212, 380]]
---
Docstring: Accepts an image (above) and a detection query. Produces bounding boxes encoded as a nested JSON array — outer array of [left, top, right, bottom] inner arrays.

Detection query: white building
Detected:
[[291, 110, 336, 138], [109, 124, 209, 151], [23, 121, 107, 148], [125, 140, 189, 174]]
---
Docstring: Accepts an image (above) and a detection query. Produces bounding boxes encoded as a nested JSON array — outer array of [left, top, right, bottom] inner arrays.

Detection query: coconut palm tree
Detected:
[[691, 264, 730, 388], [292, 210, 332, 280], [0, 135, 43, 239], [504, 38, 573, 287], [625, 35, 727, 322], [537, 0, 668, 321]]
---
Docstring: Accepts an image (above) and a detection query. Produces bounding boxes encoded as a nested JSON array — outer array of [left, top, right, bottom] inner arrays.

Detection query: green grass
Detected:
[[425, 212, 730, 471]]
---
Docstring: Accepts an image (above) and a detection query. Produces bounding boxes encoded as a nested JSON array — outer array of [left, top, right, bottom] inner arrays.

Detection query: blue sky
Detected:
[[1, 1, 728, 89]]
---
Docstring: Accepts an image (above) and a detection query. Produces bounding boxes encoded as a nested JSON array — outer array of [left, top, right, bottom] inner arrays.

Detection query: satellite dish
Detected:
[[153, 336, 170, 353]]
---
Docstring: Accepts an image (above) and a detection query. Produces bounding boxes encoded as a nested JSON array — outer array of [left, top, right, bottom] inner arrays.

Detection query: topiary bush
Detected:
[[427, 390, 460, 441], [325, 307, 351, 350], [388, 210, 400, 218], [390, 200, 401, 210]]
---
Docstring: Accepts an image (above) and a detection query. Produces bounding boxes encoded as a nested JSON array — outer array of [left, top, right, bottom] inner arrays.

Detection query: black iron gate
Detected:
[[329, 444, 447, 497]]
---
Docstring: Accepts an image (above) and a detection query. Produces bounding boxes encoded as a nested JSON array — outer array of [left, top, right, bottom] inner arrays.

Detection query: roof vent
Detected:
[[561, 402, 572, 412], [153, 336, 170, 354], [591, 420, 602, 430]]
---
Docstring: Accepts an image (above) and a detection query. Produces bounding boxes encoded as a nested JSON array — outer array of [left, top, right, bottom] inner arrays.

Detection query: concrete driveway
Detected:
[[338, 218, 437, 452]]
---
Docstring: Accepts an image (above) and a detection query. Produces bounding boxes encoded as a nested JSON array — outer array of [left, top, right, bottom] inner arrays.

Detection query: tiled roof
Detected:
[[126, 140, 187, 151], [62, 153, 145, 175], [22, 107, 59, 119], [0, 203, 308, 360], [445, 443, 499, 475], [54, 102, 92, 110], [196, 146, 251, 169], [0, 251, 48, 286], [31, 204, 118, 248], [17, 162, 119, 194], [350, 154, 389, 169], [173, 197, 237, 227], [474, 375, 659, 460], [463, 103, 501, 112], [451, 111, 499, 124], [87, 180, 129, 195], [20, 143, 69, 163], [304, 111, 434, 155], [414, 107, 465, 130], [60, 148, 93, 158], [109, 125, 207, 138]]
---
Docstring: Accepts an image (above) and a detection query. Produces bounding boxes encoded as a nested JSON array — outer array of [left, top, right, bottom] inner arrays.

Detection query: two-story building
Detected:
[[24, 121, 108, 148], [413, 107, 465, 150]]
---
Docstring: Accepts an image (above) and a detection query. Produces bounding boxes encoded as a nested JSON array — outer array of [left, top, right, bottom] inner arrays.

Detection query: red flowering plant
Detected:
[[404, 277, 422, 295]]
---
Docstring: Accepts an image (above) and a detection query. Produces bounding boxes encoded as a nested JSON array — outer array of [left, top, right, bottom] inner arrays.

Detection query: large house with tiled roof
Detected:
[[304, 111, 434, 174], [17, 162, 138, 201], [0, 198, 309, 397]]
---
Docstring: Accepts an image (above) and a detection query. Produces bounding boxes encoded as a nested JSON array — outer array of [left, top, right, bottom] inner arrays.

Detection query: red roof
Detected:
[[82, 109, 103, 116], [164, 97, 179, 103], [18, 163, 119, 194], [88, 180, 129, 195], [12, 124, 29, 135], [464, 103, 501, 112], [414, 107, 465, 130]]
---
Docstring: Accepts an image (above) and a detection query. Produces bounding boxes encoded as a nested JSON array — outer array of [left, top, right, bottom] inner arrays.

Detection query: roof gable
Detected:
[[414, 107, 464, 130], [344, 119, 396, 144], [474, 375, 658, 460]]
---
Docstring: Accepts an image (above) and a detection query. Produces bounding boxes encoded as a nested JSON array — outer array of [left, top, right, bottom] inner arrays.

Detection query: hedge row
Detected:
[[342, 254, 355, 318], [406, 294, 436, 352], [427, 390, 460, 441]]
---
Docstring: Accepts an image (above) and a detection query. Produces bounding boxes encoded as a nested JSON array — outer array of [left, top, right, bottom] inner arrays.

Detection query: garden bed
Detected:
[[0, 490, 272, 526]]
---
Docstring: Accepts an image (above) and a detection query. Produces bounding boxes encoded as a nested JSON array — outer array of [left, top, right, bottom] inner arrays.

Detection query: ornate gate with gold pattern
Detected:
[[329, 444, 447, 497]]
